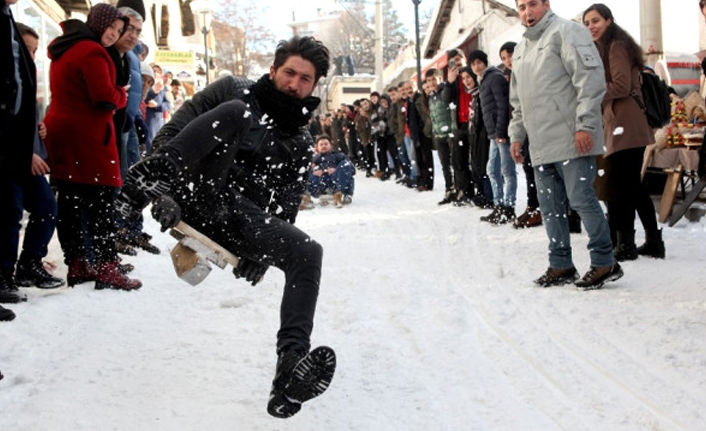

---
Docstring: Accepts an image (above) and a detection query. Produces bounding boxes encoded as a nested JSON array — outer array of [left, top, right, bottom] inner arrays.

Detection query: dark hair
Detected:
[[583, 3, 644, 69], [16, 22, 39, 39], [424, 68, 441, 79], [446, 48, 465, 59], [315, 134, 332, 144], [459, 66, 477, 84], [701, 0, 706, 9], [170, 78, 181, 86], [386, 86, 398, 93], [396, 81, 405, 89], [499, 41, 517, 56], [273, 35, 330, 81]]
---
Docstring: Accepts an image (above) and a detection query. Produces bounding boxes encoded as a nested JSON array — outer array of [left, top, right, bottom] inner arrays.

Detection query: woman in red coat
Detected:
[[44, 3, 141, 290]]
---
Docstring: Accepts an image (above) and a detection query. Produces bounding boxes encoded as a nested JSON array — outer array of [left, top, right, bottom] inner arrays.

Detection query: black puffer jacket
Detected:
[[478, 66, 510, 141], [153, 76, 315, 224]]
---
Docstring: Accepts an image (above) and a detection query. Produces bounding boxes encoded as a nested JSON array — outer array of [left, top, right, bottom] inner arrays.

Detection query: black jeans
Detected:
[[55, 180, 117, 264], [183, 191, 321, 353], [453, 126, 473, 195], [435, 135, 454, 192], [521, 138, 539, 210], [605, 147, 657, 234]]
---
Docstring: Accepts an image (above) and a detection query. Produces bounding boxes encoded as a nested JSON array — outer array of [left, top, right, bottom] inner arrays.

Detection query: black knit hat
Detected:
[[467, 50, 488, 66], [499, 41, 517, 55], [86, 4, 125, 38], [116, 0, 146, 21]]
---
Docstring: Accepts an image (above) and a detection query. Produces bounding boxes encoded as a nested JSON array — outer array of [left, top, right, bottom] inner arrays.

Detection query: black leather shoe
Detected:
[[534, 267, 579, 287], [0, 305, 16, 321], [15, 258, 65, 289], [0, 270, 26, 303]]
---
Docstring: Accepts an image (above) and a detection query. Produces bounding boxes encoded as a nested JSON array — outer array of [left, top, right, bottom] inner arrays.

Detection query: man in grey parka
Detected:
[[508, 0, 623, 290]]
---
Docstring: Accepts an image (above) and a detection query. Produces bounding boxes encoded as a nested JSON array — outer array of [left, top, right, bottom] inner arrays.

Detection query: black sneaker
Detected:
[[0, 305, 16, 322], [480, 206, 501, 222], [534, 267, 579, 287], [267, 346, 336, 418], [575, 263, 623, 290], [0, 269, 26, 304], [15, 258, 65, 289], [438, 190, 456, 205]]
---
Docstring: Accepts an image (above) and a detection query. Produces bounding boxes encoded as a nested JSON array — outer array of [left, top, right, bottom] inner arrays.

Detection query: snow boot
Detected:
[[534, 267, 579, 287], [94, 261, 142, 291], [614, 230, 638, 262], [0, 269, 25, 304], [267, 346, 336, 418], [637, 228, 665, 259], [494, 206, 516, 225], [575, 263, 624, 290], [333, 191, 344, 208], [67, 257, 98, 287], [0, 305, 15, 322], [480, 206, 501, 223], [15, 256, 65, 289]]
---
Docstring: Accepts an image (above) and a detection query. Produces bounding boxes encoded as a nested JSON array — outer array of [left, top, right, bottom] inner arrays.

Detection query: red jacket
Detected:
[[44, 38, 127, 187]]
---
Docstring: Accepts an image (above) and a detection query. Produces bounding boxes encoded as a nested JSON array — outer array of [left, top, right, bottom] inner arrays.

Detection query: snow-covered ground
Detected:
[[2, 166, 706, 431]]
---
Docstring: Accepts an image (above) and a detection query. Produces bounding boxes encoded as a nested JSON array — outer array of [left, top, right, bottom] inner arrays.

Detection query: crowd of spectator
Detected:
[[3, 0, 699, 323]]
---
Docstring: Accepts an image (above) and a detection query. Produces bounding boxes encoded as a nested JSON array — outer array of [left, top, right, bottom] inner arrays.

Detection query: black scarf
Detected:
[[252, 74, 320, 135]]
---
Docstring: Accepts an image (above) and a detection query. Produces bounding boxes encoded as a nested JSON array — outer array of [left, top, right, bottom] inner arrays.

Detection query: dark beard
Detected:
[[252, 74, 321, 135]]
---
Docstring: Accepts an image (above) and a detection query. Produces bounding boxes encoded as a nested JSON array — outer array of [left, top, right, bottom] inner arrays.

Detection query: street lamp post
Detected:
[[191, 0, 214, 86], [412, 0, 422, 90]]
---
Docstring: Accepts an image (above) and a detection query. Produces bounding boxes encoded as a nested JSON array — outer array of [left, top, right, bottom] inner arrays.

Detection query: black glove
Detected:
[[232, 258, 269, 286], [151, 194, 182, 232]]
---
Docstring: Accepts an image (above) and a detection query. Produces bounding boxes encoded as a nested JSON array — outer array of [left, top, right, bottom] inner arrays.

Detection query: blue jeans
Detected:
[[404, 135, 418, 179], [307, 160, 355, 197], [486, 139, 517, 207], [120, 128, 141, 180], [0, 175, 57, 269], [534, 156, 615, 269]]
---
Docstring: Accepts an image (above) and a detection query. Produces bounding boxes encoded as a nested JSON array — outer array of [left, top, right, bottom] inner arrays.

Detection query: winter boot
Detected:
[[0, 305, 15, 322], [127, 232, 160, 255], [637, 228, 665, 259], [534, 267, 579, 287], [575, 263, 623, 290], [333, 191, 344, 208], [0, 269, 25, 304], [15, 257, 65, 289], [614, 230, 638, 262], [94, 261, 142, 291], [67, 258, 98, 287], [494, 206, 515, 225], [267, 346, 336, 418], [438, 190, 457, 205], [480, 206, 501, 223]]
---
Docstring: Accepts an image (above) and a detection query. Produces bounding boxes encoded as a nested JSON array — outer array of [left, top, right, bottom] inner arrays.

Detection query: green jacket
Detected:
[[428, 87, 454, 138]]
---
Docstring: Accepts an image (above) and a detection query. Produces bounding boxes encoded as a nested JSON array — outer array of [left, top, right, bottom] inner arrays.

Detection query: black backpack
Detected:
[[631, 70, 672, 128]]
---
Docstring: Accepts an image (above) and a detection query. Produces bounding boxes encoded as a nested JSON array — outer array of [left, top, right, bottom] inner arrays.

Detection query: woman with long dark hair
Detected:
[[583, 3, 665, 261]]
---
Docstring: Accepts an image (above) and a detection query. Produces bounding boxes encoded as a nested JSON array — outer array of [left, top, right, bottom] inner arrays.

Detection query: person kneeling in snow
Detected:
[[307, 134, 355, 207], [115, 35, 335, 419]]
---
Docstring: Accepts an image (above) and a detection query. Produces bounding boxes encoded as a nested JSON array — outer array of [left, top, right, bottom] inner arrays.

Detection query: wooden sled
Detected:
[[169, 221, 240, 286], [668, 177, 706, 227]]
